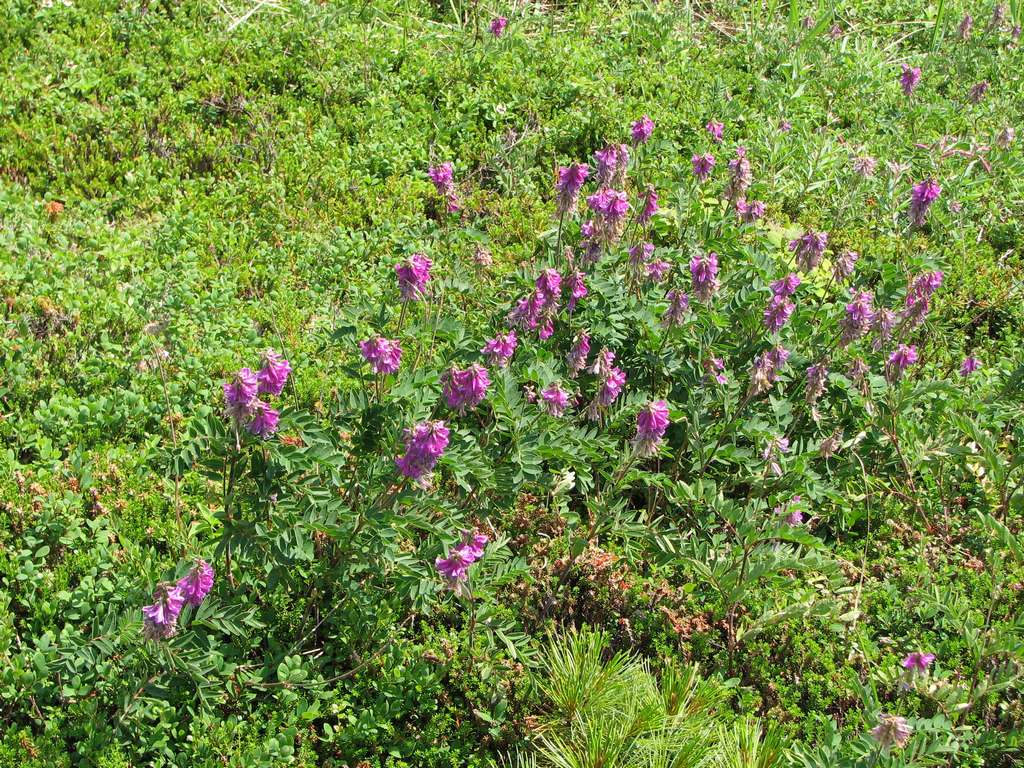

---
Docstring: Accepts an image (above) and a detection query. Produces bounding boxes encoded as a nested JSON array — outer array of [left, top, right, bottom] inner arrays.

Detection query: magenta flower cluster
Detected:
[[141, 560, 214, 640], [442, 363, 491, 414], [428, 162, 460, 212], [223, 350, 291, 438], [395, 253, 432, 301], [396, 420, 450, 486], [360, 337, 402, 375], [436, 530, 489, 586], [632, 400, 669, 457]]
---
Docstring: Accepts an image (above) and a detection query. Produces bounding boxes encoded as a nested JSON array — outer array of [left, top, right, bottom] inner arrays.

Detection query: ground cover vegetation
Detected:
[[1, 0, 1024, 765]]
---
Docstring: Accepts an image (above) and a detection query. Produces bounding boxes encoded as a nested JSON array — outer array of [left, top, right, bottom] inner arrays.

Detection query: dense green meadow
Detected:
[[2, 0, 1024, 765]]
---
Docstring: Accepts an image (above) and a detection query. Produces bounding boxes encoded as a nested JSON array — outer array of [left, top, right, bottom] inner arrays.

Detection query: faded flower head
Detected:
[[661, 288, 689, 328], [959, 13, 973, 39], [789, 230, 828, 273], [852, 155, 877, 178], [833, 250, 859, 282], [736, 198, 765, 223], [997, 126, 1015, 149], [968, 81, 990, 104], [870, 714, 912, 750], [646, 259, 671, 283], [567, 332, 591, 377]]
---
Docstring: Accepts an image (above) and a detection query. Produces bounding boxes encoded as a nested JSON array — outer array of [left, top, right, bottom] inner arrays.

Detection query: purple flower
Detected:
[[247, 400, 280, 438], [482, 331, 518, 368], [960, 356, 981, 377], [594, 144, 629, 186], [462, 530, 489, 560], [586, 348, 626, 419], [705, 120, 724, 142], [691, 153, 715, 181], [629, 242, 654, 267], [442, 363, 491, 414], [902, 651, 936, 673], [256, 350, 291, 396], [775, 495, 804, 525], [909, 179, 941, 226], [900, 64, 921, 96], [839, 290, 874, 346], [586, 188, 630, 243], [703, 357, 727, 385], [536, 268, 562, 302], [395, 253, 432, 301], [436, 531, 488, 586], [541, 382, 570, 417], [725, 146, 751, 199], [770, 273, 801, 298], [566, 271, 587, 311], [736, 198, 765, 223], [789, 230, 828, 273], [223, 367, 259, 423], [555, 163, 590, 216], [396, 420, 450, 486], [778, 119, 792, 133], [748, 345, 789, 396], [142, 583, 185, 641], [690, 251, 720, 302], [763, 295, 795, 333], [595, 367, 626, 407], [360, 337, 402, 375], [661, 289, 689, 328], [901, 271, 943, 328], [646, 259, 671, 283], [428, 162, 454, 192], [886, 344, 918, 383], [631, 115, 654, 145], [177, 560, 214, 607], [833, 250, 859, 282], [871, 715, 912, 750], [567, 332, 590, 377], [632, 400, 669, 457], [435, 547, 473, 584], [489, 16, 508, 36], [638, 185, 659, 224]]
